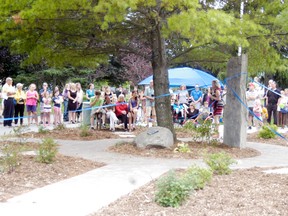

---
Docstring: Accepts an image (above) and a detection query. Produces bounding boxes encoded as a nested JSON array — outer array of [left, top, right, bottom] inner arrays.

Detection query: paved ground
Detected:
[[0, 124, 288, 216]]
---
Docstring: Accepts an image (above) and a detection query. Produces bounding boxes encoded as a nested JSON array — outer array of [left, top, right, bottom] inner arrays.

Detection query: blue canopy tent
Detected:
[[138, 67, 221, 88]]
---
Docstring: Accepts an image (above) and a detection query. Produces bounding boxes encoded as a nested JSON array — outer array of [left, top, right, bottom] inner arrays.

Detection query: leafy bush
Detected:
[[195, 120, 213, 142], [79, 124, 91, 137], [258, 124, 277, 139], [173, 142, 191, 153], [183, 166, 213, 189], [37, 138, 58, 164], [12, 126, 28, 144], [38, 126, 48, 134], [183, 121, 196, 130], [155, 166, 213, 207], [204, 152, 236, 175], [54, 123, 66, 130], [181, 120, 214, 143], [0, 144, 20, 173], [155, 171, 192, 207]]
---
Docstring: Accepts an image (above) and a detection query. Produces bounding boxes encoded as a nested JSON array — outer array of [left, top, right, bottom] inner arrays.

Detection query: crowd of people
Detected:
[[246, 78, 287, 129], [0, 78, 151, 132], [0, 76, 286, 135], [170, 80, 224, 137]]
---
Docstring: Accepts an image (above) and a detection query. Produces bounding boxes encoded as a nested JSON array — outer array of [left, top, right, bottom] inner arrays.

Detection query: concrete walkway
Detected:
[[0, 125, 288, 215]]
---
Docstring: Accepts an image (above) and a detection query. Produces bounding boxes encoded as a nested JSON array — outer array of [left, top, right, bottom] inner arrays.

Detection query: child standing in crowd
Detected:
[[26, 83, 39, 125], [253, 99, 263, 128], [52, 87, 63, 125], [42, 91, 52, 126]]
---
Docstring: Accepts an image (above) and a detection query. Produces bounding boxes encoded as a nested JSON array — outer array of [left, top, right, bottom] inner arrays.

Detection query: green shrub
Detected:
[[37, 138, 58, 164], [183, 166, 213, 189], [0, 144, 20, 173], [155, 171, 193, 207], [54, 123, 66, 130], [155, 165, 213, 207], [258, 124, 277, 139], [195, 120, 213, 140], [173, 142, 191, 153], [38, 126, 48, 134], [12, 126, 28, 144], [183, 121, 196, 130], [204, 152, 236, 175], [79, 124, 91, 137]]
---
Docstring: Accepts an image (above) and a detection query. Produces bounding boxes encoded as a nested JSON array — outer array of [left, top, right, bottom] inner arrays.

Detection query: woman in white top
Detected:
[[177, 84, 189, 105]]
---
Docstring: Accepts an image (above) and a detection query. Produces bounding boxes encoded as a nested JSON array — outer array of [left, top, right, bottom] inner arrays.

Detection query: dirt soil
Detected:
[[247, 132, 288, 146], [94, 167, 288, 216], [0, 141, 104, 202], [22, 127, 119, 140], [108, 141, 260, 159]]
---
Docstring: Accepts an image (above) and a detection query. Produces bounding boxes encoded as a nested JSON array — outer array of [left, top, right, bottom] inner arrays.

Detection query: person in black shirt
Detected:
[[186, 103, 199, 120], [266, 81, 281, 125]]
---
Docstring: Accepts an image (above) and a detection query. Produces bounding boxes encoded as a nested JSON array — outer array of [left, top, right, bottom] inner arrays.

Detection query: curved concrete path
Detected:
[[0, 130, 288, 215]]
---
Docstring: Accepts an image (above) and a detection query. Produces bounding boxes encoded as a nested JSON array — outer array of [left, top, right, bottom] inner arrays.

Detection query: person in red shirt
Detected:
[[115, 94, 128, 131]]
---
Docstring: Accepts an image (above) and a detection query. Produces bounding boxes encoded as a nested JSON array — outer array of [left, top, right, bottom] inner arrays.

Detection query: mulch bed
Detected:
[[21, 127, 119, 140], [93, 167, 288, 216], [247, 132, 288, 146], [0, 140, 104, 202], [108, 141, 260, 159]]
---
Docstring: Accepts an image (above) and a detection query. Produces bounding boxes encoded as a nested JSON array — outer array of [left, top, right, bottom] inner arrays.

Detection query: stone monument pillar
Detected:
[[223, 54, 248, 148]]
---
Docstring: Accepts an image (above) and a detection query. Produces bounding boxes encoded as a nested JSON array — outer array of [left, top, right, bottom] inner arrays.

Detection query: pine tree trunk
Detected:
[[150, 19, 176, 141]]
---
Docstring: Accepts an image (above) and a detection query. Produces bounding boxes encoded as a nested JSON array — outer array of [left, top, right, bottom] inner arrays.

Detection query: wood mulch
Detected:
[[93, 167, 288, 216], [108, 141, 260, 159], [0, 141, 104, 202]]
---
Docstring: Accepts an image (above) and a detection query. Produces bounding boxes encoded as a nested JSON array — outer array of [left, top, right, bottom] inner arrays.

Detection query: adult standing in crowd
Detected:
[[144, 80, 156, 125], [62, 83, 70, 122], [39, 82, 52, 124], [68, 83, 78, 124], [266, 81, 281, 125], [263, 79, 274, 107], [76, 82, 84, 123], [208, 80, 223, 138], [178, 84, 189, 105], [1, 77, 15, 127], [86, 83, 95, 101], [246, 83, 259, 129], [26, 83, 39, 125], [116, 85, 125, 97], [190, 84, 203, 109], [14, 83, 26, 126]]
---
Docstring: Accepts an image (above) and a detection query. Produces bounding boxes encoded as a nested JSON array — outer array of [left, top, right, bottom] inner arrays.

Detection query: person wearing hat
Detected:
[[246, 82, 259, 129], [14, 83, 26, 125]]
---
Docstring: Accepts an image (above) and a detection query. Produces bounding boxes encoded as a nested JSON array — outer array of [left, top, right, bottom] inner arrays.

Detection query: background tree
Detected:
[[0, 0, 264, 139]]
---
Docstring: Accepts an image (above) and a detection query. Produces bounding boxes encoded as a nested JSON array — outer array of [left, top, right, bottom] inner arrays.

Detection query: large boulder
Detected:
[[135, 126, 174, 149]]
